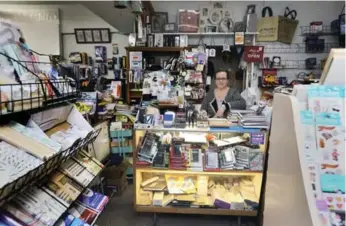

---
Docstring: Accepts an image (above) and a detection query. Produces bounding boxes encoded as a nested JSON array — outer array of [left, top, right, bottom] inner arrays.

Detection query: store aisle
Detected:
[[96, 185, 258, 226]]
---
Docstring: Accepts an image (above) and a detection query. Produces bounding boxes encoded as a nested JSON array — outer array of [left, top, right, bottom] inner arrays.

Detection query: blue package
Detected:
[[320, 174, 345, 193], [70, 218, 91, 226], [0, 213, 24, 226]]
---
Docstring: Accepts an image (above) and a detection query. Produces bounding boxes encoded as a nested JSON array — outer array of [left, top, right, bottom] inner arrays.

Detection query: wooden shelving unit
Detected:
[[125, 46, 189, 104], [125, 47, 190, 52]]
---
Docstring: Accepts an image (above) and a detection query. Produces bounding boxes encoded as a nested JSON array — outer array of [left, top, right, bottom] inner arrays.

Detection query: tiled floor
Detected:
[[95, 184, 258, 226]]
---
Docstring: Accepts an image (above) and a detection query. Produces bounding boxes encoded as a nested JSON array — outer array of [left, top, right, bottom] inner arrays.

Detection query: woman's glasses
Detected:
[[216, 78, 228, 81]]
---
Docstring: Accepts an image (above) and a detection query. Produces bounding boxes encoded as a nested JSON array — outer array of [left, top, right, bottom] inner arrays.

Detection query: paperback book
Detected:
[[73, 150, 103, 176], [10, 186, 66, 226], [0, 212, 24, 226], [41, 170, 83, 207], [60, 159, 94, 187], [68, 202, 98, 225], [76, 188, 109, 212]]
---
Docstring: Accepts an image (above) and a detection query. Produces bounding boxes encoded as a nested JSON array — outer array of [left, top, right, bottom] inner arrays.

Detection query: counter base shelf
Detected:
[[135, 205, 257, 216], [135, 167, 262, 176]]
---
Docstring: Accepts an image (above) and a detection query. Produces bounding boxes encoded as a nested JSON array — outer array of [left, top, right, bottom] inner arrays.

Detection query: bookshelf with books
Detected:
[[133, 126, 268, 224]]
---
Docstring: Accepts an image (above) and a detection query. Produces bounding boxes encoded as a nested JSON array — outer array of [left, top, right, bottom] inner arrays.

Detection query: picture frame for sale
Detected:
[[164, 23, 176, 33], [151, 12, 168, 33], [206, 25, 218, 33]]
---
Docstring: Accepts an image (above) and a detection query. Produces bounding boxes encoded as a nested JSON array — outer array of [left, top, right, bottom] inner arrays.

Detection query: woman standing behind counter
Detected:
[[201, 69, 246, 118]]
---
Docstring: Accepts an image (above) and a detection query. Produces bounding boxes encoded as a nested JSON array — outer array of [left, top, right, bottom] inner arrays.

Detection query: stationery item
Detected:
[[152, 192, 164, 206], [55, 214, 75, 226], [60, 159, 94, 187], [162, 194, 174, 206], [41, 171, 83, 207], [0, 122, 61, 160], [165, 174, 196, 194], [0, 212, 25, 226], [73, 150, 103, 176], [3, 202, 46, 226], [315, 112, 345, 175], [141, 176, 160, 187], [68, 202, 98, 225], [0, 142, 43, 188], [196, 176, 209, 196], [205, 151, 219, 170], [142, 179, 167, 191], [77, 188, 109, 212], [137, 189, 153, 206], [9, 186, 66, 226]]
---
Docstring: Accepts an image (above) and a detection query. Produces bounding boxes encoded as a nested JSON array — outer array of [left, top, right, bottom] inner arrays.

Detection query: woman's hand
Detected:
[[215, 108, 225, 117]]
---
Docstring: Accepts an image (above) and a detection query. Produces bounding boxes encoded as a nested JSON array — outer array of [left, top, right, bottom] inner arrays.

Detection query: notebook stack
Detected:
[[237, 113, 269, 129]]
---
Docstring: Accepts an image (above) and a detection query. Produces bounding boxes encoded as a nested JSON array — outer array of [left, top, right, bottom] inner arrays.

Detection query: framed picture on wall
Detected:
[[84, 30, 93, 43], [92, 30, 101, 42], [75, 29, 85, 43], [101, 29, 111, 43], [74, 28, 111, 44]]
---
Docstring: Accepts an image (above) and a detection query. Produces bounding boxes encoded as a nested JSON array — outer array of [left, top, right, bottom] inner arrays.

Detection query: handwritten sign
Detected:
[[244, 46, 264, 63]]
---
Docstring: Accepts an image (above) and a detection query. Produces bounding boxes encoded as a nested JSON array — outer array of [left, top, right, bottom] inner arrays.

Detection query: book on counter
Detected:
[[68, 202, 98, 225], [76, 188, 109, 213], [41, 171, 83, 207]]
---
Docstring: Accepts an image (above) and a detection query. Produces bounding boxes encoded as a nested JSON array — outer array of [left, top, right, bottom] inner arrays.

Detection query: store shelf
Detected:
[[135, 205, 258, 216], [259, 60, 322, 70], [0, 80, 79, 117], [125, 47, 189, 52], [0, 128, 101, 204], [263, 43, 340, 54], [134, 125, 265, 133], [159, 32, 259, 36], [53, 157, 110, 225], [300, 25, 338, 36], [136, 167, 262, 175]]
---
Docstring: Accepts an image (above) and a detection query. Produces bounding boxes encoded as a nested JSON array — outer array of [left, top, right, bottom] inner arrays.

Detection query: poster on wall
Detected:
[[95, 46, 107, 62], [112, 43, 119, 55]]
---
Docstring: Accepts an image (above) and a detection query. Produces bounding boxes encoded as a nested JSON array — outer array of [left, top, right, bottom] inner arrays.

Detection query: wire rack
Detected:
[[300, 25, 339, 36], [0, 128, 101, 204], [0, 51, 80, 116], [260, 60, 321, 70], [263, 43, 340, 54]]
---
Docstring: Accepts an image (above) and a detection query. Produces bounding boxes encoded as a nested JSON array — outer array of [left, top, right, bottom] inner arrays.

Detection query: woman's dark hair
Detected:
[[215, 69, 231, 80]]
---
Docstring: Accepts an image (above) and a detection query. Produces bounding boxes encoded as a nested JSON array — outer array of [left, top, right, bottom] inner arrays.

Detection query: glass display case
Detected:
[[133, 126, 268, 223]]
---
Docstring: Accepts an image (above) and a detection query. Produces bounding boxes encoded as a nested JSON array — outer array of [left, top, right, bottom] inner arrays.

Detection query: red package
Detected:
[[178, 10, 199, 33]]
